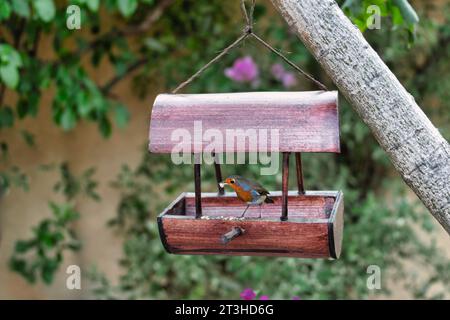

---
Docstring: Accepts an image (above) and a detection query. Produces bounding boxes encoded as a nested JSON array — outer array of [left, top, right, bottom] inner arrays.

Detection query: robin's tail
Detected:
[[265, 196, 274, 204]]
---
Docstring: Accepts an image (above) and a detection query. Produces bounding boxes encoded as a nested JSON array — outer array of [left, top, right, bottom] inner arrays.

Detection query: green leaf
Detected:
[[0, 106, 14, 128], [11, 0, 30, 18], [114, 104, 130, 128], [67, 240, 82, 251], [393, 0, 419, 25], [99, 116, 112, 138], [33, 0, 55, 22], [0, 63, 20, 89], [8, 48, 22, 67], [21, 130, 35, 147], [87, 0, 100, 12], [41, 259, 58, 284], [0, 172, 10, 195], [0, 142, 8, 160], [391, 5, 404, 26], [76, 91, 92, 117], [144, 38, 167, 53], [0, 44, 22, 68], [0, 1, 12, 21], [117, 0, 138, 18], [51, 202, 79, 224], [60, 108, 77, 130], [342, 0, 356, 9], [9, 257, 35, 283], [353, 17, 368, 32], [17, 99, 31, 118], [15, 240, 36, 253]]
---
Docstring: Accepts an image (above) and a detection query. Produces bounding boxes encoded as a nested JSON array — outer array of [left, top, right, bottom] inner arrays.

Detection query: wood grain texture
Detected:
[[182, 192, 335, 220], [271, 0, 450, 234], [158, 191, 343, 258], [160, 217, 330, 258], [281, 152, 290, 220], [295, 153, 305, 194], [149, 91, 340, 153], [194, 161, 202, 218]]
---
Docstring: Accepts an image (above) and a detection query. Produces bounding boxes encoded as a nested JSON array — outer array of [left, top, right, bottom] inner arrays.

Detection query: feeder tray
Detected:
[[149, 91, 344, 259]]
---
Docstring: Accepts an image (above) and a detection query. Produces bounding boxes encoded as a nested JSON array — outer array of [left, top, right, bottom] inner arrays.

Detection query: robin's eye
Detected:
[[230, 179, 235, 184]]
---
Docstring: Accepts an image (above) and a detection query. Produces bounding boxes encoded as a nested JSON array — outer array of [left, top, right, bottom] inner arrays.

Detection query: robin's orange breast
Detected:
[[230, 185, 253, 203]]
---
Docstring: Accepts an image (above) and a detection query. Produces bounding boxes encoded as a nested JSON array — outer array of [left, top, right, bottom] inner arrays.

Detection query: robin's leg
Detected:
[[259, 204, 262, 219], [240, 205, 250, 218]]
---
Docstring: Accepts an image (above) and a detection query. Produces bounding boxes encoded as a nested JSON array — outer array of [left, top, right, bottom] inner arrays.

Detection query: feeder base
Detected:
[[157, 191, 343, 259]]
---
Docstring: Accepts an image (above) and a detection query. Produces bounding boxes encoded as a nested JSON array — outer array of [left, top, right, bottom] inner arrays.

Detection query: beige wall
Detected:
[[0, 30, 152, 297]]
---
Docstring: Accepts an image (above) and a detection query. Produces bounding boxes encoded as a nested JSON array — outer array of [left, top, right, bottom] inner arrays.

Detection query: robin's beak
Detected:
[[219, 182, 227, 188]]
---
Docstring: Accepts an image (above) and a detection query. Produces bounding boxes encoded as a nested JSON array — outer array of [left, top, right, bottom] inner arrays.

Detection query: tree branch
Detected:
[[271, 0, 450, 234], [122, 0, 174, 36], [77, 0, 174, 57], [101, 58, 147, 94]]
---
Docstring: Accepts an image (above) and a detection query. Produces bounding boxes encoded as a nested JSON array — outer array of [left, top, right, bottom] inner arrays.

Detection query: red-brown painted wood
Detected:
[[157, 191, 343, 258], [281, 152, 290, 220], [182, 193, 334, 219], [160, 218, 330, 258], [193, 159, 202, 218], [149, 91, 340, 153], [295, 152, 305, 194]]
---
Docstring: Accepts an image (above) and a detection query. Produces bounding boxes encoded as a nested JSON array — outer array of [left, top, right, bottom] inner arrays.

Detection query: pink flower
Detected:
[[240, 288, 257, 300], [225, 56, 259, 84], [271, 63, 285, 80], [271, 63, 298, 88], [292, 296, 301, 300], [281, 73, 297, 88], [259, 295, 270, 300]]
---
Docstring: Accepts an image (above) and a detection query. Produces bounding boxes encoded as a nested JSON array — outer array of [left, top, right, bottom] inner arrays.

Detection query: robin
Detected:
[[219, 175, 274, 218]]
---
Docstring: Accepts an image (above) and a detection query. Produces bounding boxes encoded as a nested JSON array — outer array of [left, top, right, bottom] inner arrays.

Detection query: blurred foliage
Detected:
[[9, 201, 81, 284], [9, 163, 99, 284], [342, 0, 419, 40], [1, 0, 449, 299], [53, 162, 100, 201], [0, 165, 28, 196], [0, 0, 146, 137]]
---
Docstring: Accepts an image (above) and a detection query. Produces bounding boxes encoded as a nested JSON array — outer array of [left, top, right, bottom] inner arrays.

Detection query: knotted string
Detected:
[[171, 0, 328, 94]]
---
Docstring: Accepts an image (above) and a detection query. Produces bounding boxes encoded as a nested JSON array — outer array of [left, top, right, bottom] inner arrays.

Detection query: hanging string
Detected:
[[171, 0, 328, 94], [171, 33, 250, 94]]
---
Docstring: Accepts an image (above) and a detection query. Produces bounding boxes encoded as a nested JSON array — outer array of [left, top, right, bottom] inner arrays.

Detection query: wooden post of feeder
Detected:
[[295, 153, 305, 195], [194, 153, 202, 218], [212, 152, 225, 195], [281, 152, 290, 221]]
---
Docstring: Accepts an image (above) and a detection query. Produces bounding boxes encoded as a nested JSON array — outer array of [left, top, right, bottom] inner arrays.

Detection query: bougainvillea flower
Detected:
[[259, 295, 270, 300], [240, 288, 257, 300], [281, 72, 297, 88], [271, 63, 285, 80], [225, 56, 259, 83], [271, 63, 298, 88]]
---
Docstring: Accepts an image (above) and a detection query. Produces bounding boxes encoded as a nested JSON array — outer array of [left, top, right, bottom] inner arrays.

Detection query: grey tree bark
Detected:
[[270, 0, 450, 235]]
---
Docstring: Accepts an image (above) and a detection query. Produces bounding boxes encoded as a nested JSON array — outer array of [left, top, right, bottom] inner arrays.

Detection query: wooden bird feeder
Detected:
[[149, 91, 344, 259]]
